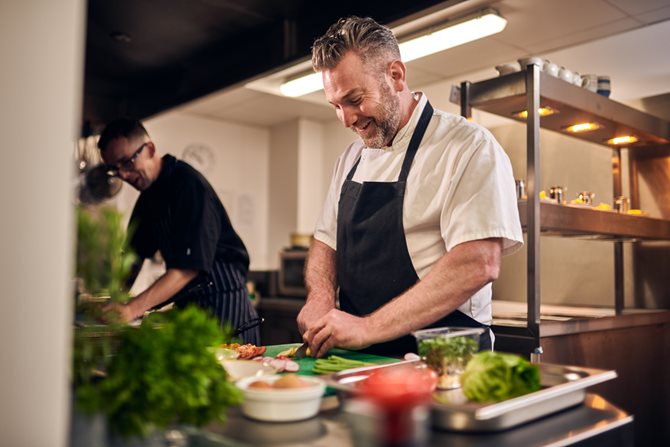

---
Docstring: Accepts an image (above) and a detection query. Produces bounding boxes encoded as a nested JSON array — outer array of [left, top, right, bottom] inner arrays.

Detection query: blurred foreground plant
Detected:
[[73, 206, 241, 438], [76, 306, 242, 438], [76, 205, 136, 305]]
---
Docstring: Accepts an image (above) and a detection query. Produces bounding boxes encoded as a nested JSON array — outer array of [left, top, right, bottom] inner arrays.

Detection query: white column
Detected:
[[0, 1, 85, 446], [269, 121, 300, 266], [268, 119, 328, 268], [296, 119, 325, 234]]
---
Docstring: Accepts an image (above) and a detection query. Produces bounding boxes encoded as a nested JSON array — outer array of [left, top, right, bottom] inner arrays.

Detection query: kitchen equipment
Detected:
[[578, 191, 595, 205], [344, 397, 430, 447], [278, 248, 308, 297], [542, 59, 559, 77], [412, 327, 484, 390], [581, 73, 598, 92], [614, 196, 630, 213], [290, 232, 313, 248], [293, 342, 310, 360], [326, 360, 617, 432], [571, 72, 582, 86], [515, 179, 527, 200], [352, 365, 437, 446], [597, 75, 611, 97], [233, 317, 264, 337], [78, 163, 123, 204], [558, 66, 574, 83], [236, 375, 326, 422], [549, 185, 566, 204], [220, 359, 277, 382]]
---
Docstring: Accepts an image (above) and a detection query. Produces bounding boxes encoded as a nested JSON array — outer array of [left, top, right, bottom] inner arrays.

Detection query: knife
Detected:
[[293, 342, 310, 360]]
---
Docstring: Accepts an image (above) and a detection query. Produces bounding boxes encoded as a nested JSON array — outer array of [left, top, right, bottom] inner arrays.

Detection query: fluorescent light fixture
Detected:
[[279, 9, 507, 97], [280, 72, 323, 97], [399, 9, 507, 62]]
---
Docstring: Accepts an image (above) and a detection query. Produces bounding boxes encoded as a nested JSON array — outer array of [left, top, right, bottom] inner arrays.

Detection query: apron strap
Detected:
[[343, 101, 434, 183], [398, 101, 433, 182], [345, 157, 361, 182]]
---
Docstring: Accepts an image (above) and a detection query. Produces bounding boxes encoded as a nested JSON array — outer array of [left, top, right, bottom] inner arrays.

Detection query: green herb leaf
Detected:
[[75, 306, 243, 437]]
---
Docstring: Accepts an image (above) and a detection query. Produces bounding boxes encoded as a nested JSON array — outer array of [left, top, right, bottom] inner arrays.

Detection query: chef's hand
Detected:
[[303, 309, 370, 358], [102, 302, 139, 323], [296, 298, 334, 335]]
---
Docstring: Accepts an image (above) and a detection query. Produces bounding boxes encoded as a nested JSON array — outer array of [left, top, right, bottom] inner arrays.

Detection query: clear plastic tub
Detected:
[[412, 327, 484, 389]]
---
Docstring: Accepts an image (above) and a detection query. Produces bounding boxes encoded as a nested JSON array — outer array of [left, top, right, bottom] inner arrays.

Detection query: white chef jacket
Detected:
[[314, 93, 523, 325]]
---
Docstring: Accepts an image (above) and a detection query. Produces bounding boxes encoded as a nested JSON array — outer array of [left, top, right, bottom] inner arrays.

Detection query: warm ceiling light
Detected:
[[512, 106, 560, 119], [607, 135, 638, 145], [563, 122, 603, 133], [279, 9, 507, 97]]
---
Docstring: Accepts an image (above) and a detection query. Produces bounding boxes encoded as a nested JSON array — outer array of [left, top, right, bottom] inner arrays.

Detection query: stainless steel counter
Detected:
[[188, 393, 632, 446]]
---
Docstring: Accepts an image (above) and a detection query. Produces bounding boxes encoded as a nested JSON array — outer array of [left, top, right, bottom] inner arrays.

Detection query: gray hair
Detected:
[[311, 16, 400, 72]]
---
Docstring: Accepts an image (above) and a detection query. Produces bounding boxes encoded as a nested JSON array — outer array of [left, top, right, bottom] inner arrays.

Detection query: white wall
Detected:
[[321, 121, 357, 194], [296, 119, 326, 233], [0, 1, 85, 446], [268, 121, 300, 266], [266, 118, 335, 268]]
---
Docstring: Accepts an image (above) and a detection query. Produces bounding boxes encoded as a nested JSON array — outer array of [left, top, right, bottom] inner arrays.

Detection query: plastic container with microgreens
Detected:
[[412, 327, 484, 390]]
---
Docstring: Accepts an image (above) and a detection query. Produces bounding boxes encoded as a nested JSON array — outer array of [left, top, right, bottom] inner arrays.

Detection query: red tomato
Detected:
[[359, 365, 437, 408]]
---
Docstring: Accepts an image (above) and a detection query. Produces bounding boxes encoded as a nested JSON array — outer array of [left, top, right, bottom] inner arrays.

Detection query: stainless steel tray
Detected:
[[325, 359, 617, 432]]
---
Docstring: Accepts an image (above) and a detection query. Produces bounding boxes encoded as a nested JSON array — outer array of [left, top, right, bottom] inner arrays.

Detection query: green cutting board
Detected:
[[264, 343, 399, 376]]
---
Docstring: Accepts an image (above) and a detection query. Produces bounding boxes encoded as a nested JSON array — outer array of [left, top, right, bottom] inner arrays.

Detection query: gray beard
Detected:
[[359, 82, 401, 148]]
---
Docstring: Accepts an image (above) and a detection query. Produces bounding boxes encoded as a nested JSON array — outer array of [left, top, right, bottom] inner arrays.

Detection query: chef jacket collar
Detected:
[[151, 154, 177, 189]]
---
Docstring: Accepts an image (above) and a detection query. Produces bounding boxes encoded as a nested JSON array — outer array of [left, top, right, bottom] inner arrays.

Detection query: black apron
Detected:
[[336, 101, 490, 357], [172, 260, 260, 345]]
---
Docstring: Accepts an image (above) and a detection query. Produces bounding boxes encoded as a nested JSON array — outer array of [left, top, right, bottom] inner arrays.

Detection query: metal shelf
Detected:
[[518, 202, 670, 241], [466, 71, 670, 149], [460, 65, 670, 357]]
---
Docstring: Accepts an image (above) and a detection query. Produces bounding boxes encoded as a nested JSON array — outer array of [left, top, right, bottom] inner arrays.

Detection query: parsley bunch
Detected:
[[76, 306, 243, 438]]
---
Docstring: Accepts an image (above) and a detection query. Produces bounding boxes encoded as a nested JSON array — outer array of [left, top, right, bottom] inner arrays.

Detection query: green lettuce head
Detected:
[[461, 351, 540, 402]]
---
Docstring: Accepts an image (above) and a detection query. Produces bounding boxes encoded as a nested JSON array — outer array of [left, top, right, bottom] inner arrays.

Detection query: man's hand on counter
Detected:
[[102, 301, 139, 323], [302, 309, 371, 358]]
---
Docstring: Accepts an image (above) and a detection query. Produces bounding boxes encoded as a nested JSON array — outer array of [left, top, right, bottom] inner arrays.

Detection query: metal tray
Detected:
[[325, 359, 617, 432]]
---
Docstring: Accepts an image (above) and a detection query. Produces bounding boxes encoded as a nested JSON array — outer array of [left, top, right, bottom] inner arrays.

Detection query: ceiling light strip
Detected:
[[279, 9, 507, 97]]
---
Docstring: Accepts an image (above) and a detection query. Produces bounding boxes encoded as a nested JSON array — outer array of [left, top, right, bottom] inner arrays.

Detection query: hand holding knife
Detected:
[[293, 342, 310, 359]]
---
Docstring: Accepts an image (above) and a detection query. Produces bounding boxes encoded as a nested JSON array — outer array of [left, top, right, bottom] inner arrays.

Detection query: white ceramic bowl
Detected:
[[220, 360, 277, 382], [236, 375, 326, 422]]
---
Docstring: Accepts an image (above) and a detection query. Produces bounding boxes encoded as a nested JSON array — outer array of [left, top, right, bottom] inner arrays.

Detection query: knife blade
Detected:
[[293, 342, 310, 360]]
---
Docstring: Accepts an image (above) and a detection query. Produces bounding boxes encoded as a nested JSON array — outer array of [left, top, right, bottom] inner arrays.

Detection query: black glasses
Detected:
[[105, 142, 147, 177]]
